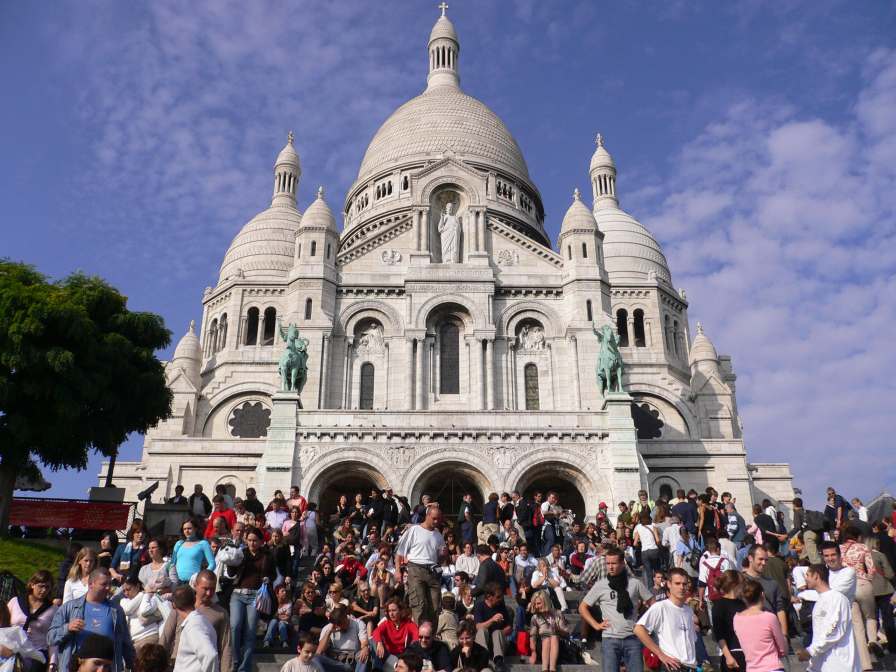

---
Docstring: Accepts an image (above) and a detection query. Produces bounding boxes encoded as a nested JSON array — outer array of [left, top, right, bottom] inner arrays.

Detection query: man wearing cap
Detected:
[[48, 568, 135, 672]]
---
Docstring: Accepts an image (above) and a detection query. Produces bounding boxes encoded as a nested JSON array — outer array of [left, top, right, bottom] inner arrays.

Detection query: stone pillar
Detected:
[[384, 342, 390, 409], [628, 318, 636, 348], [422, 211, 430, 254], [603, 391, 644, 507], [473, 210, 481, 251], [478, 210, 487, 250], [255, 392, 300, 500], [319, 335, 330, 409], [569, 336, 581, 410], [510, 341, 518, 410], [415, 209, 422, 251], [645, 319, 653, 348], [406, 338, 415, 410], [433, 333, 441, 401], [342, 339, 352, 409], [415, 338, 425, 410], [474, 338, 485, 409], [256, 314, 264, 350], [485, 338, 495, 410]]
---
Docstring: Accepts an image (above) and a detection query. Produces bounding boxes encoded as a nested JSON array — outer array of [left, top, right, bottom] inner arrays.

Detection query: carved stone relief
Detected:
[[381, 249, 402, 265], [496, 249, 519, 266]]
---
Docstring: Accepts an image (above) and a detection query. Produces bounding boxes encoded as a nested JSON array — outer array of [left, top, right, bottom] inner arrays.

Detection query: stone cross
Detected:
[[288, 130, 295, 145], [595, 132, 604, 147], [439, 2, 448, 16]]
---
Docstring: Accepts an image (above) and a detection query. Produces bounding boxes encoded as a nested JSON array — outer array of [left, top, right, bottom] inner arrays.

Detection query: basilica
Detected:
[[101, 8, 795, 521]]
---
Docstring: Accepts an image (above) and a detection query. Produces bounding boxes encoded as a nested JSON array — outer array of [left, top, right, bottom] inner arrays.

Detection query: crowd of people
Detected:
[[1, 482, 894, 672]]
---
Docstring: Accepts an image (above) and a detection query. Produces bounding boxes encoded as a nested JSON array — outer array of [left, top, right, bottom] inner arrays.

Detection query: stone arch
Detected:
[[407, 460, 495, 523], [499, 301, 563, 339], [416, 170, 484, 206], [625, 384, 697, 439], [214, 474, 246, 496], [404, 448, 499, 511], [200, 388, 275, 438], [305, 458, 393, 519], [337, 300, 403, 337], [649, 474, 681, 503], [505, 449, 609, 520], [415, 294, 483, 331]]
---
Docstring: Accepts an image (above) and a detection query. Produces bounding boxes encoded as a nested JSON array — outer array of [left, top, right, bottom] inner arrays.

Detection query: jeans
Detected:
[[600, 636, 643, 672], [230, 590, 259, 672], [542, 523, 557, 557], [313, 654, 369, 672], [640, 549, 660, 590], [264, 619, 289, 646]]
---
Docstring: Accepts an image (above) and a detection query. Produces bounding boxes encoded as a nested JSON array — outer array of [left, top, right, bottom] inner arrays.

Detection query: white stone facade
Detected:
[[100, 9, 794, 521]]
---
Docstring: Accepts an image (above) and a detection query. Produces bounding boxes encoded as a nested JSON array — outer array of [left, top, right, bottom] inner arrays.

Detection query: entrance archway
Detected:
[[410, 462, 491, 523], [515, 462, 589, 522], [307, 461, 389, 524]]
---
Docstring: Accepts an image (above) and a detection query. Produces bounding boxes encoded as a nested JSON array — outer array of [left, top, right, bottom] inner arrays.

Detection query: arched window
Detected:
[[326, 243, 331, 259], [262, 307, 277, 345], [673, 320, 680, 355], [567, 245, 572, 260], [633, 309, 646, 347], [207, 319, 218, 356], [524, 363, 540, 410], [586, 299, 593, 322], [310, 241, 317, 256], [616, 309, 629, 347], [304, 298, 313, 320], [245, 307, 259, 345], [664, 315, 671, 350], [439, 321, 460, 395], [217, 314, 228, 352], [658, 483, 673, 502], [296, 243, 301, 259], [359, 363, 375, 410], [581, 242, 588, 259]]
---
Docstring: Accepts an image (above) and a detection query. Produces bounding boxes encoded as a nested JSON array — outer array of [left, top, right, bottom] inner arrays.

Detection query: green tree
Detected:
[[0, 260, 172, 535]]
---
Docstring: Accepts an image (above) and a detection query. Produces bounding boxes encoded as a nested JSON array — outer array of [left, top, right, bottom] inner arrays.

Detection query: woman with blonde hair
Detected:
[[62, 548, 97, 604], [531, 557, 568, 612], [527, 589, 568, 672]]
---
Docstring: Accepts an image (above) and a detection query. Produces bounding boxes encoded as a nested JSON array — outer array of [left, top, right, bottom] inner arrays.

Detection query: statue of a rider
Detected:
[[593, 322, 625, 394], [278, 321, 309, 395]]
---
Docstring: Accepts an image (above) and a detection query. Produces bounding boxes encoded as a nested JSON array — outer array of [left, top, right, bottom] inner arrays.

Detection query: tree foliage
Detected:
[[0, 260, 172, 530]]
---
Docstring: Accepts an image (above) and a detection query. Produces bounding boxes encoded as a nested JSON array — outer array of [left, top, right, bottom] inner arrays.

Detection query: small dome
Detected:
[[172, 320, 201, 363], [218, 205, 301, 283], [690, 323, 721, 372], [589, 133, 615, 172], [301, 187, 337, 231], [276, 131, 300, 169], [560, 188, 598, 235], [594, 206, 672, 284], [429, 14, 458, 44]]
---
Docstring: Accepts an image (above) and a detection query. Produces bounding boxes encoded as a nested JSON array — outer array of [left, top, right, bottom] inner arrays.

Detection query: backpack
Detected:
[[687, 545, 702, 571], [532, 506, 545, 528], [703, 556, 725, 601], [803, 509, 828, 533]]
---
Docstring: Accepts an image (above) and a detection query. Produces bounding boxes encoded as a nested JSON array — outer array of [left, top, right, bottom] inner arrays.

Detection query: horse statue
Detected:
[[594, 323, 625, 394], [278, 321, 309, 394]]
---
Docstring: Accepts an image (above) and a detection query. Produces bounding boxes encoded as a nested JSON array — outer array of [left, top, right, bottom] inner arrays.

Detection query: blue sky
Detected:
[[2, 1, 894, 509]]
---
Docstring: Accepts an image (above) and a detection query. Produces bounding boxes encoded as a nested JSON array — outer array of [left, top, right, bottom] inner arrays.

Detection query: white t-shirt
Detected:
[[395, 524, 444, 565], [635, 524, 658, 551], [697, 554, 733, 587], [807, 589, 861, 672], [661, 522, 681, 550], [636, 599, 697, 667], [857, 506, 868, 523], [829, 566, 857, 602], [792, 565, 818, 602], [174, 610, 219, 672]]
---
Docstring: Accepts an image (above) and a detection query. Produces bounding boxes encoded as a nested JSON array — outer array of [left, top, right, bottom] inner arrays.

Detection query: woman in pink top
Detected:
[[733, 579, 787, 672]]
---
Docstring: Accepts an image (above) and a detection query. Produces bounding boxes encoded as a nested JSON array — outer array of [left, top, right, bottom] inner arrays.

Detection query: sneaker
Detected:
[[582, 651, 598, 666], [869, 641, 884, 658]]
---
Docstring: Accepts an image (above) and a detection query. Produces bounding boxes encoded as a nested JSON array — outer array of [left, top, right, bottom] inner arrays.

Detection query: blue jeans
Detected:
[[230, 590, 259, 672], [601, 636, 643, 672], [541, 523, 556, 557], [640, 549, 660, 590], [264, 619, 289, 646], [312, 654, 369, 672]]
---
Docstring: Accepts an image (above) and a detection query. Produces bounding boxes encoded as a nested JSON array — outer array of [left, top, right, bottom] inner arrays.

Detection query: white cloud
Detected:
[[633, 50, 896, 505]]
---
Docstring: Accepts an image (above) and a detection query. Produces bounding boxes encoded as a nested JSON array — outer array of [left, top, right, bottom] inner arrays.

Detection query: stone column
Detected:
[[422, 210, 431, 254], [485, 338, 495, 410], [256, 314, 264, 350], [415, 209, 422, 251], [569, 336, 581, 410], [384, 342, 390, 409], [342, 339, 352, 409], [645, 319, 653, 348], [603, 391, 644, 510], [255, 392, 300, 500], [406, 338, 415, 410], [319, 335, 330, 409], [238, 316, 247, 349], [478, 210, 487, 250], [474, 338, 485, 409], [548, 343, 557, 408], [433, 333, 441, 401], [415, 338, 425, 410], [628, 317, 636, 348], [510, 341, 518, 409]]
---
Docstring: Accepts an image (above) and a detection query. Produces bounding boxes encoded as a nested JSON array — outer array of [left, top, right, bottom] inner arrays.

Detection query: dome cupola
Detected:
[[427, 3, 459, 90], [300, 186, 337, 232], [272, 131, 301, 207], [171, 320, 202, 387], [560, 188, 598, 235], [689, 322, 722, 378], [590, 133, 618, 210]]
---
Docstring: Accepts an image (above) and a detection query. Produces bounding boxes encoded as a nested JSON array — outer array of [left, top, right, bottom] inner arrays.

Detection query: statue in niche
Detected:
[[278, 321, 309, 395], [594, 323, 625, 394], [358, 322, 384, 353], [518, 324, 546, 350], [438, 200, 462, 263]]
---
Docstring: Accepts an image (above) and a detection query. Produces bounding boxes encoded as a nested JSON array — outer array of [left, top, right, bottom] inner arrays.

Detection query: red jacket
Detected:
[[371, 619, 418, 655], [205, 509, 237, 539]]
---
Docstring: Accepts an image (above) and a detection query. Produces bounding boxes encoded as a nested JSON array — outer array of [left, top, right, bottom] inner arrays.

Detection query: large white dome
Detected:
[[356, 86, 531, 186], [594, 206, 672, 285], [218, 205, 300, 283]]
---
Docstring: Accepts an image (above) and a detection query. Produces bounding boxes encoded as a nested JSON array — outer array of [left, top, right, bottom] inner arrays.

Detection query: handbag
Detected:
[[254, 580, 273, 620], [516, 630, 531, 656]]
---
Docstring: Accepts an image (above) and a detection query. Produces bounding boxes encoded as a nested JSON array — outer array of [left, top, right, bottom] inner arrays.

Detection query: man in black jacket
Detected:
[[366, 487, 385, 536], [514, 491, 537, 551], [187, 484, 212, 522], [472, 544, 507, 596], [406, 622, 451, 672]]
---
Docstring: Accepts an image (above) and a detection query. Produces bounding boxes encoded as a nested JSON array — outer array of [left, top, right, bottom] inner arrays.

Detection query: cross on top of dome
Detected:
[[438, 2, 448, 16], [287, 130, 295, 145], [595, 132, 604, 147]]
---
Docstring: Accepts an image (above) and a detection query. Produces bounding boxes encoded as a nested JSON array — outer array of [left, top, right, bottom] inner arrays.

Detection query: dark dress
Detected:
[[712, 597, 747, 672]]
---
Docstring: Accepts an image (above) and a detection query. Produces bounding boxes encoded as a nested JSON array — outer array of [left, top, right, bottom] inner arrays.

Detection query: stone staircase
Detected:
[[248, 559, 896, 672]]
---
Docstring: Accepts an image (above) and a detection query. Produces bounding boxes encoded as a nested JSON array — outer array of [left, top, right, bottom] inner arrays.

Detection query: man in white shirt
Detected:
[[797, 564, 861, 671], [696, 538, 733, 611], [635, 567, 698, 670], [661, 515, 682, 555], [396, 503, 445, 624], [172, 585, 219, 672], [821, 540, 871, 670]]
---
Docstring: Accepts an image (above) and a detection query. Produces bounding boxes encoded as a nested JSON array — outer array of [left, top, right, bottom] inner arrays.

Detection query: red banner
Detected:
[[9, 499, 131, 530]]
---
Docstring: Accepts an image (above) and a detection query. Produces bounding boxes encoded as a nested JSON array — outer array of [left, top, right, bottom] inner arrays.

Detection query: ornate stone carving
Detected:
[[436, 196, 461, 263], [594, 323, 625, 394], [488, 446, 513, 469], [299, 445, 318, 464], [278, 322, 309, 394], [389, 446, 416, 468], [496, 249, 519, 266], [357, 322, 384, 354], [381, 249, 402, 265], [518, 324, 546, 351]]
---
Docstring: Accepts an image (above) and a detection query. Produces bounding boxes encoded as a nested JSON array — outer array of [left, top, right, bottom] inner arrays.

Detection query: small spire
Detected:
[[189, 319, 195, 334], [438, 1, 448, 16], [287, 130, 295, 145], [317, 186, 324, 199], [595, 132, 604, 148], [573, 187, 581, 201], [696, 322, 704, 335]]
